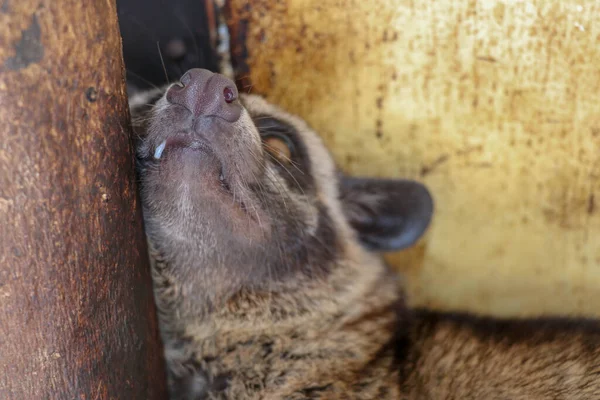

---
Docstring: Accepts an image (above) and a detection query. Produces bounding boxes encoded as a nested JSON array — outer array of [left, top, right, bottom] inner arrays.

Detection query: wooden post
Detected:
[[0, 1, 167, 399]]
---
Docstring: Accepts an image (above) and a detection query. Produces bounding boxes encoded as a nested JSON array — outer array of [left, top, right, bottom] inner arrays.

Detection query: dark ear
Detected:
[[339, 176, 434, 252]]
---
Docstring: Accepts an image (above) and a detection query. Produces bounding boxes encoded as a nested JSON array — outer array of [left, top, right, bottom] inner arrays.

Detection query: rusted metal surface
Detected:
[[0, 1, 167, 398], [224, 0, 600, 318]]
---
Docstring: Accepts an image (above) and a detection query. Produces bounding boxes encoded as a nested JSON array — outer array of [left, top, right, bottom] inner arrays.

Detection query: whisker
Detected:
[[126, 69, 162, 91], [246, 148, 291, 215], [257, 125, 310, 173], [157, 41, 170, 84], [262, 149, 308, 199], [233, 162, 263, 229], [252, 116, 280, 121], [246, 147, 314, 235], [247, 150, 332, 261], [125, 15, 160, 42], [262, 142, 305, 176], [175, 10, 202, 68], [134, 103, 161, 110]]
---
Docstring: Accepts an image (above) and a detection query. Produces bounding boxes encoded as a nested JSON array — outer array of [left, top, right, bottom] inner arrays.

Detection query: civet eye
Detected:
[[263, 134, 293, 164]]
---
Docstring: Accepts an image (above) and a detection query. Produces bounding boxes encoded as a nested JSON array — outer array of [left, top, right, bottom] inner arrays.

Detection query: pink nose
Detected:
[[166, 68, 241, 123]]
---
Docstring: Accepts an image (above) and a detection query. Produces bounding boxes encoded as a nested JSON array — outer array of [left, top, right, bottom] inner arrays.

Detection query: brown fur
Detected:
[[130, 73, 600, 400]]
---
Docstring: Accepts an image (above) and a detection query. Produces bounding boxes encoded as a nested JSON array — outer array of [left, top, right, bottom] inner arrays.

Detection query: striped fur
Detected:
[[131, 76, 600, 400]]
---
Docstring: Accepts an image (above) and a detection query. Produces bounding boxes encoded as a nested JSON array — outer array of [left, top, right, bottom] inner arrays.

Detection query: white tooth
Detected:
[[154, 140, 167, 159]]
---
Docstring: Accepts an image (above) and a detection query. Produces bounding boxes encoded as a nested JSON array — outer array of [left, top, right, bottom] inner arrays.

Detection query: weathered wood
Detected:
[[224, 0, 600, 318], [0, 1, 167, 399]]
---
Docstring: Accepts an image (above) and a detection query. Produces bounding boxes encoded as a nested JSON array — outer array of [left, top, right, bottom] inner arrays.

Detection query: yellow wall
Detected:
[[226, 0, 600, 317]]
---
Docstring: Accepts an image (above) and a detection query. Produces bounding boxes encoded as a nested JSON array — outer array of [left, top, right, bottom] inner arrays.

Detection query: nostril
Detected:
[[180, 70, 192, 86], [165, 69, 242, 122], [165, 84, 183, 105], [223, 87, 237, 103]]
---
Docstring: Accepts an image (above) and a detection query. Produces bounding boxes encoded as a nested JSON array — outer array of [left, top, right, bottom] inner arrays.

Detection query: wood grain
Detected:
[[0, 0, 167, 398]]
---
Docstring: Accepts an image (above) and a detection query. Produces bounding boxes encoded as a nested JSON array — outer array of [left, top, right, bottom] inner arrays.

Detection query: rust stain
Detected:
[[223, 1, 253, 92], [421, 154, 450, 177], [476, 56, 498, 63], [224, 0, 600, 318]]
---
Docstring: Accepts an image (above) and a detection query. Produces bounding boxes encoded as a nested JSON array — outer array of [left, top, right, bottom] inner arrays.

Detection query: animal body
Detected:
[[130, 68, 600, 399]]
